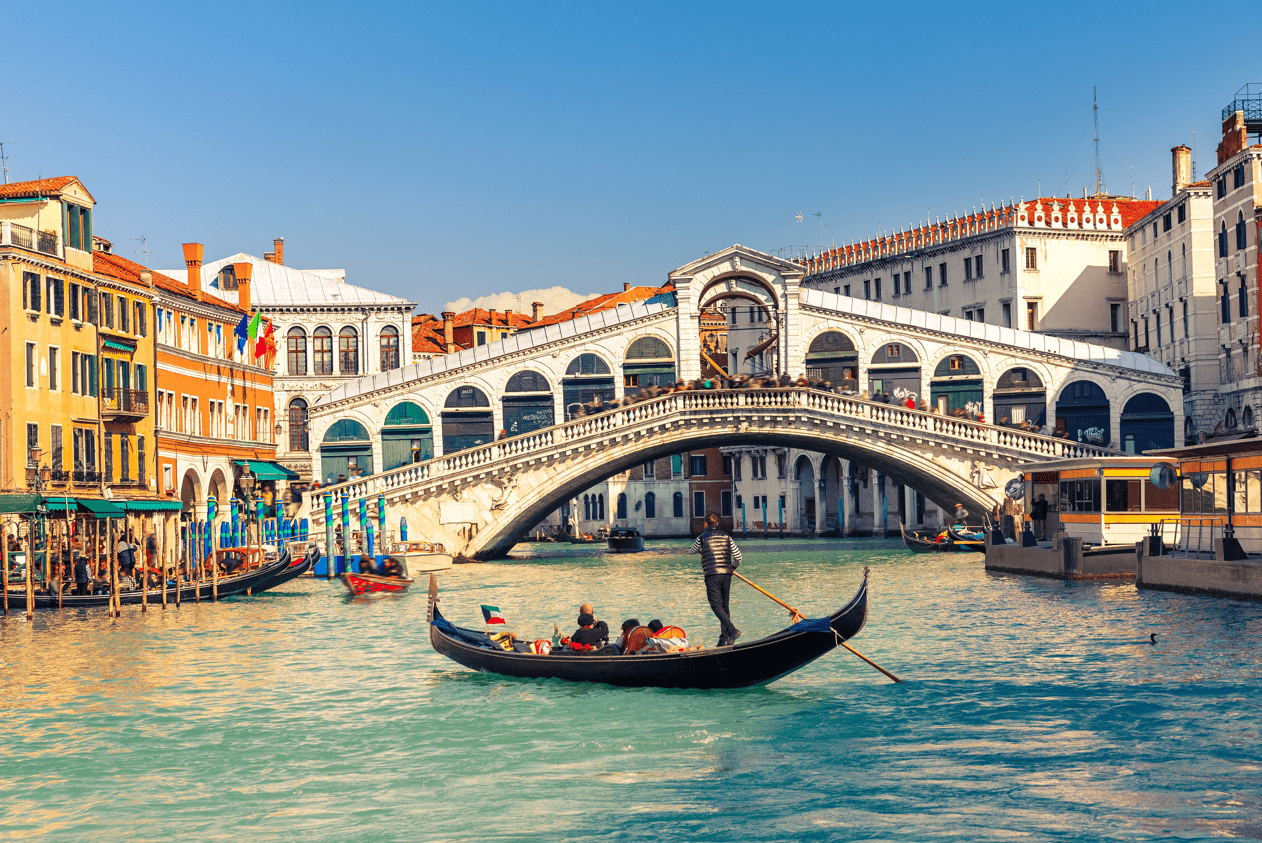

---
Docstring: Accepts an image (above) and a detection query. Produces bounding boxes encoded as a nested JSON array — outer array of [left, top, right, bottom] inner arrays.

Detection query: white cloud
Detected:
[[444, 286, 599, 320]]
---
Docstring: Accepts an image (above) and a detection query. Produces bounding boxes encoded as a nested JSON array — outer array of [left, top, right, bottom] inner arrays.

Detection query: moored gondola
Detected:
[[899, 522, 985, 554], [426, 569, 869, 689]]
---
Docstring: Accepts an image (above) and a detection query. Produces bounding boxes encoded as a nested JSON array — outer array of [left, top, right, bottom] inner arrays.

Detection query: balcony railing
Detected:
[[101, 388, 149, 418], [72, 469, 102, 484], [0, 221, 60, 257]]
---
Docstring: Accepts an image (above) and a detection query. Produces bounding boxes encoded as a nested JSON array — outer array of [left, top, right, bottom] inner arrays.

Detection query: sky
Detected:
[[5, 1, 1255, 317]]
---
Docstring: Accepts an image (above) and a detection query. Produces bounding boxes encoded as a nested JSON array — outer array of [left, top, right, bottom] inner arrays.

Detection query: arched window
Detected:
[[313, 327, 333, 375], [645, 491, 656, 519], [287, 327, 307, 376], [1227, 408, 1238, 429], [339, 326, 359, 375], [1245, 406, 1255, 429], [597, 493, 605, 520], [673, 492, 684, 518], [1181, 243, 1187, 279], [566, 353, 611, 376], [616, 493, 627, 519], [379, 325, 400, 371], [288, 398, 308, 451], [1238, 211, 1248, 251], [584, 494, 591, 520], [1167, 250, 1172, 283]]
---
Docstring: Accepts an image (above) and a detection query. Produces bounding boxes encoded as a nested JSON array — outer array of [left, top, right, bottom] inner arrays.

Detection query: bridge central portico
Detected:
[[308, 245, 1184, 557]]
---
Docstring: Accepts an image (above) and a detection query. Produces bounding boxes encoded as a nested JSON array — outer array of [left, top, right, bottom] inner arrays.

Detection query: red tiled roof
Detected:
[[450, 308, 535, 330], [528, 283, 674, 328], [93, 248, 245, 314], [0, 176, 78, 200], [411, 313, 448, 355]]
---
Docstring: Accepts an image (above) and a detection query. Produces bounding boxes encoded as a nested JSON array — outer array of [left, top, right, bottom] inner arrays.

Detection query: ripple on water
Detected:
[[2, 540, 1262, 841]]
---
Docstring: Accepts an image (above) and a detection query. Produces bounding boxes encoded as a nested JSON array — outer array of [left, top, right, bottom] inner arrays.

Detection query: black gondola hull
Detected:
[[427, 571, 868, 689], [5, 545, 310, 610]]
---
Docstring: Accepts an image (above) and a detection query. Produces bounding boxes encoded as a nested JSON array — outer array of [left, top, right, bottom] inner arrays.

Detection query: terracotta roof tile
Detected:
[[528, 283, 674, 328], [93, 248, 245, 314], [0, 176, 77, 200]]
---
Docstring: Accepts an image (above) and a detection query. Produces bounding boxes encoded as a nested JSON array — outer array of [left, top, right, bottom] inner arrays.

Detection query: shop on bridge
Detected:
[[1056, 380, 1111, 447], [867, 343, 921, 405], [320, 419, 373, 483], [993, 367, 1047, 428], [929, 353, 983, 416], [442, 386, 494, 454], [1119, 393, 1175, 453], [804, 331, 857, 388], [563, 353, 615, 419], [502, 370, 554, 436], [381, 402, 433, 470], [623, 337, 675, 397]]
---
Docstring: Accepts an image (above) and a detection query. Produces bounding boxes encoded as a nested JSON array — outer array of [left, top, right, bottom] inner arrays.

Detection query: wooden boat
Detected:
[[426, 569, 870, 689], [389, 540, 453, 572], [342, 569, 415, 595], [899, 522, 985, 553], [560, 529, 600, 544], [606, 527, 645, 552], [4, 542, 315, 611]]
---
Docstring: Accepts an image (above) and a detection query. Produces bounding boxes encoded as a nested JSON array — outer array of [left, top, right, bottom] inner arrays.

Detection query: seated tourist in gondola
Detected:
[[381, 556, 405, 578], [616, 618, 652, 654], [359, 554, 378, 575], [568, 612, 607, 650]]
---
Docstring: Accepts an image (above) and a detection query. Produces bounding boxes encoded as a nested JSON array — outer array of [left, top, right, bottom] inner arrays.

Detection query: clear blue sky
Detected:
[[6, 1, 1253, 313]]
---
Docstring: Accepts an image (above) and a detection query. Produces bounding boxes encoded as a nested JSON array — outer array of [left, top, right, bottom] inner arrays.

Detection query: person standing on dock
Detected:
[[1031, 494, 1049, 541], [690, 512, 743, 647]]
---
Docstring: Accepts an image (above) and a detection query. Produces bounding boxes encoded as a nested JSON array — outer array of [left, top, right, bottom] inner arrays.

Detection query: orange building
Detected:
[[94, 243, 282, 550]]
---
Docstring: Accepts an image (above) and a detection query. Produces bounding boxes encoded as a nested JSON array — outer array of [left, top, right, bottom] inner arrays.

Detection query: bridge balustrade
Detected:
[[315, 387, 1117, 517]]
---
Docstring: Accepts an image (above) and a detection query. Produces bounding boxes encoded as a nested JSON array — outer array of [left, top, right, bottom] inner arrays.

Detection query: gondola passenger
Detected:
[[381, 556, 404, 578], [359, 554, 378, 575], [570, 612, 607, 650]]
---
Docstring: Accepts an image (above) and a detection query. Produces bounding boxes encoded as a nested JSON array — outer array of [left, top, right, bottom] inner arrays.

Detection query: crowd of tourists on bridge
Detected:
[[566, 371, 1056, 435]]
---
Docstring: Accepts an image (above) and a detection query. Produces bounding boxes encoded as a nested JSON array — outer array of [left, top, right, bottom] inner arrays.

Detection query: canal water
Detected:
[[3, 539, 1261, 842]]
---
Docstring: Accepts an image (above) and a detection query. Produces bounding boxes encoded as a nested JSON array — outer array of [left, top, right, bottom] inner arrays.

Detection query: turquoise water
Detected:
[[3, 539, 1262, 842]]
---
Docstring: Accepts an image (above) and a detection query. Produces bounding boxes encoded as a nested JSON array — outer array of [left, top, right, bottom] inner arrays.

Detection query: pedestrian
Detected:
[[689, 512, 743, 647], [1031, 493, 1049, 541]]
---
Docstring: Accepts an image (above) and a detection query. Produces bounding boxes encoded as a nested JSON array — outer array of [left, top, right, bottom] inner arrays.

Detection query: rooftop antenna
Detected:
[[132, 235, 151, 262], [0, 141, 24, 184], [1192, 128, 1198, 181], [813, 212, 825, 249], [1093, 86, 1103, 195]]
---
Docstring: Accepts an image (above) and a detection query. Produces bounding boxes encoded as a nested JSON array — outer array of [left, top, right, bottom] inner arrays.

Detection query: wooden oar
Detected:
[[731, 570, 903, 684]]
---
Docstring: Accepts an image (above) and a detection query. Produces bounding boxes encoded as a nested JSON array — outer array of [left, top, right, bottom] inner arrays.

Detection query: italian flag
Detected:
[[481, 605, 506, 625]]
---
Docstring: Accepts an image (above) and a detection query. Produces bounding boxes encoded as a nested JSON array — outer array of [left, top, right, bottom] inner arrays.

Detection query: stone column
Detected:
[[816, 477, 826, 535], [782, 268, 805, 377], [673, 272, 701, 382], [841, 461, 855, 535], [871, 473, 884, 537]]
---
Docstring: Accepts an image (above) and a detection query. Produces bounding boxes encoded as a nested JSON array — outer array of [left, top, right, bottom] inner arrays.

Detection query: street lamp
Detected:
[[26, 448, 49, 492]]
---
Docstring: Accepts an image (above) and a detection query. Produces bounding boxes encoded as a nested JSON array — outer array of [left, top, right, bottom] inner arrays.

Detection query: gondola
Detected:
[[899, 522, 985, 554], [559, 530, 600, 545], [606, 527, 645, 552], [342, 556, 415, 595], [4, 542, 315, 610], [426, 569, 870, 689]]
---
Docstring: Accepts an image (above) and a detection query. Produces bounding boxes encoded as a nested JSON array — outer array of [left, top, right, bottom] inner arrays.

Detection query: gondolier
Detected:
[[690, 512, 743, 646]]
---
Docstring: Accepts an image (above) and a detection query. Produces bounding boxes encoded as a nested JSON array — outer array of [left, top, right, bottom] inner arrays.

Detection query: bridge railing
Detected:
[[313, 387, 1116, 515]]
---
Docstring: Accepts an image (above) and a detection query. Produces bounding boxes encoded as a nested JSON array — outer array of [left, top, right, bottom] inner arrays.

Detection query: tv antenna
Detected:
[[813, 212, 825, 249], [1093, 86, 1103, 195], [132, 235, 152, 261], [0, 141, 24, 184]]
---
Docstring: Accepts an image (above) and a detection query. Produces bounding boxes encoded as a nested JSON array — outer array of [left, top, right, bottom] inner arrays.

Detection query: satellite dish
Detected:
[[1149, 463, 1176, 489], [1004, 477, 1026, 500]]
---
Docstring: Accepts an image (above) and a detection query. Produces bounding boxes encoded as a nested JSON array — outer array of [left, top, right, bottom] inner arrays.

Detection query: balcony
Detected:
[[101, 388, 149, 421], [73, 469, 102, 485], [0, 220, 59, 257]]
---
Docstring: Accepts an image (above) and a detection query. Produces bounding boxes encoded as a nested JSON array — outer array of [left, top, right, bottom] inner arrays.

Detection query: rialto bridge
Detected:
[[306, 245, 1182, 558]]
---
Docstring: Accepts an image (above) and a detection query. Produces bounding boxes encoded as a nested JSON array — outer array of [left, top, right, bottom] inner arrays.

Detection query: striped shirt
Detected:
[[690, 528, 742, 576]]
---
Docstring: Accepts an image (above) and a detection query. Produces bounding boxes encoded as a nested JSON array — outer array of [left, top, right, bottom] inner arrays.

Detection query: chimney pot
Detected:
[[441, 310, 456, 353], [1172, 144, 1192, 195], [623, 283, 630, 292], [233, 262, 254, 313], [182, 243, 204, 296], [531, 301, 543, 322]]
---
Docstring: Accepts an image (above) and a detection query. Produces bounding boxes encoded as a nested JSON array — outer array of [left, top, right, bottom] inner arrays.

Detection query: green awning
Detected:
[[101, 339, 134, 352], [0, 493, 42, 514], [77, 498, 126, 517], [233, 460, 299, 480], [119, 500, 184, 512]]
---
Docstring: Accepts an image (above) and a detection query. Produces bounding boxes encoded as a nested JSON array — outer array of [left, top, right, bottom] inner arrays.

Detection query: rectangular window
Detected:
[[25, 342, 36, 387], [904, 271, 913, 293], [1163, 213, 1172, 232], [963, 258, 973, 280], [1183, 301, 1189, 338], [721, 489, 732, 518], [974, 255, 983, 278], [938, 262, 948, 286], [924, 266, 933, 290], [874, 277, 881, 300], [104, 433, 113, 483], [1217, 178, 1226, 199], [48, 346, 59, 391], [101, 292, 113, 328], [117, 295, 128, 333], [24, 271, 41, 312], [71, 351, 80, 394], [692, 490, 705, 518], [689, 454, 707, 476], [1234, 164, 1245, 189], [843, 284, 850, 296], [1002, 302, 1011, 328], [1110, 303, 1120, 333], [1109, 250, 1121, 273], [135, 301, 147, 336], [975, 307, 984, 322], [47, 277, 64, 318], [1024, 247, 1037, 270], [120, 435, 130, 481], [135, 363, 147, 392], [722, 455, 732, 477], [863, 280, 871, 300], [85, 288, 98, 324], [70, 283, 81, 321], [86, 355, 97, 397], [476, 331, 486, 346], [1241, 278, 1249, 318], [1178, 204, 1186, 223], [642, 460, 655, 479], [1001, 248, 1011, 272], [27, 423, 38, 458], [137, 436, 146, 484], [1156, 314, 1162, 346], [1144, 317, 1150, 347]]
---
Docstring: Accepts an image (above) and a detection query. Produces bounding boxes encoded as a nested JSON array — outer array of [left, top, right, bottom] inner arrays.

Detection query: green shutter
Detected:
[[88, 356, 97, 396], [82, 208, 91, 251]]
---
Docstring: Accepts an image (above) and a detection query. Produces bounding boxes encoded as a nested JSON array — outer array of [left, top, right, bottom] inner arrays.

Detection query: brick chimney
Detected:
[[441, 311, 456, 353], [1172, 144, 1192, 195], [623, 283, 630, 292], [488, 308, 496, 326], [182, 243, 204, 296], [233, 262, 253, 313], [264, 237, 284, 265], [531, 301, 543, 322]]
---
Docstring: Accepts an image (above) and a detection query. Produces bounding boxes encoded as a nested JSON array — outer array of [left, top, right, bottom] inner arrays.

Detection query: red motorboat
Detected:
[[341, 571, 415, 595]]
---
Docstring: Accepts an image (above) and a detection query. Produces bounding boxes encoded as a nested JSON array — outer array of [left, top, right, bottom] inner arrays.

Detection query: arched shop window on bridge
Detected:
[[868, 343, 920, 404], [382, 401, 433, 470], [320, 419, 372, 484], [442, 386, 493, 454], [1056, 380, 1110, 446], [623, 336, 675, 397], [804, 331, 857, 389], [1120, 393, 1174, 453], [930, 354, 983, 416], [564, 353, 614, 419], [503, 370, 554, 436], [993, 368, 1046, 428]]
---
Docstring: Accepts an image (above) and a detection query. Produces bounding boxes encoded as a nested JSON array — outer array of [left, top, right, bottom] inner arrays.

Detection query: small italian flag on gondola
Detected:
[[481, 605, 507, 625]]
